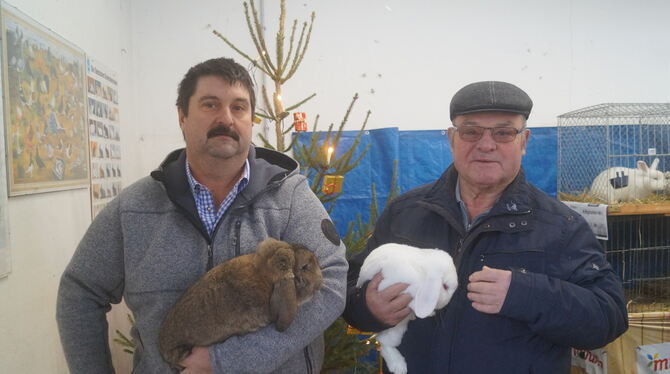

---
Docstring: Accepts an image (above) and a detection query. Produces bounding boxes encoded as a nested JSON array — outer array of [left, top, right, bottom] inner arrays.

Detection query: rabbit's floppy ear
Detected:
[[412, 276, 441, 318], [270, 275, 298, 331]]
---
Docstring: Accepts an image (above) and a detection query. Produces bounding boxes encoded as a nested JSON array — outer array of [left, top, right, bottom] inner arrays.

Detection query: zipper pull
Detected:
[[207, 244, 213, 270]]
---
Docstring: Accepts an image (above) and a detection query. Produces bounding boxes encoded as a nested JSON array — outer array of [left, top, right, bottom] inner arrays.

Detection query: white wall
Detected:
[[0, 0, 134, 373], [131, 0, 670, 146], [1, 1, 669, 373]]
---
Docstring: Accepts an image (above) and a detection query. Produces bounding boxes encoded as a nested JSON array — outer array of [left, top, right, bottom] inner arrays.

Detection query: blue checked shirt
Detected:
[[185, 159, 250, 237], [455, 178, 491, 232]]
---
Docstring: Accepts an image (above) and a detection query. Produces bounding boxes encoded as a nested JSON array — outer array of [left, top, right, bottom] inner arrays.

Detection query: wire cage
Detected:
[[557, 103, 670, 204], [557, 103, 670, 313]]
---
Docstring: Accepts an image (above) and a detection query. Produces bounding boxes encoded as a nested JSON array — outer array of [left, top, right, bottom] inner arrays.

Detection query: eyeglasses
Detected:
[[453, 125, 525, 143]]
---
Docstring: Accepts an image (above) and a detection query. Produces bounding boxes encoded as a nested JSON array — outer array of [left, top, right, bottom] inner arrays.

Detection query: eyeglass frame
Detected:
[[451, 125, 527, 143]]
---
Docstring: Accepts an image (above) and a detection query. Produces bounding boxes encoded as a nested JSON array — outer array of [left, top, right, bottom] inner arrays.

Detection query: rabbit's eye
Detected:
[[301, 264, 310, 271], [443, 284, 448, 290]]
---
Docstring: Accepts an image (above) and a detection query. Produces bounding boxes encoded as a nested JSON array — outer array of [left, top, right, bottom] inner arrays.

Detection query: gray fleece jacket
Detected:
[[56, 146, 348, 373]]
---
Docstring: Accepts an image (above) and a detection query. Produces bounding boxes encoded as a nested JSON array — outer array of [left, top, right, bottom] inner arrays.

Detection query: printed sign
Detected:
[[572, 348, 607, 374], [563, 201, 609, 240], [637, 343, 670, 373]]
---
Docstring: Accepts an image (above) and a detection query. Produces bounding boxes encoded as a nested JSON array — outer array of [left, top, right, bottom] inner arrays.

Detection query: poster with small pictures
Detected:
[[86, 58, 121, 219]]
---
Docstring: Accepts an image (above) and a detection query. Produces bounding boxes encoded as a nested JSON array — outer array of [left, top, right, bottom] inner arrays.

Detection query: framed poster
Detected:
[[86, 57, 121, 218], [1, 3, 89, 195], [0, 40, 9, 278]]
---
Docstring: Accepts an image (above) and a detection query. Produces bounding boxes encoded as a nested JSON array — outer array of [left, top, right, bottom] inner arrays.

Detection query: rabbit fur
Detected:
[[356, 243, 458, 374], [158, 238, 322, 370], [589, 158, 666, 203]]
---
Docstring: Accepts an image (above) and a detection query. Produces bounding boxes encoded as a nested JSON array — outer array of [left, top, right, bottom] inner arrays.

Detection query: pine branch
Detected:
[[284, 93, 317, 113], [211, 29, 271, 76], [282, 20, 307, 84], [284, 11, 315, 83], [330, 109, 370, 171], [275, 0, 286, 77], [282, 122, 296, 135], [255, 111, 273, 120], [330, 94, 360, 149], [257, 133, 275, 150], [277, 111, 290, 121], [247, 0, 277, 74], [112, 313, 136, 355], [281, 20, 299, 73], [261, 85, 275, 119], [283, 133, 298, 153]]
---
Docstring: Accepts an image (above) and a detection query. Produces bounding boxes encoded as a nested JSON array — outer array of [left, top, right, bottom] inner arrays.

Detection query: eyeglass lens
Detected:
[[457, 126, 521, 143]]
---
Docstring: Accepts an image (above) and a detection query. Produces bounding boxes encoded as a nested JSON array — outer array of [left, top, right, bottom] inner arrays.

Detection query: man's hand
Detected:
[[467, 266, 512, 314], [365, 272, 412, 326], [180, 346, 213, 374]]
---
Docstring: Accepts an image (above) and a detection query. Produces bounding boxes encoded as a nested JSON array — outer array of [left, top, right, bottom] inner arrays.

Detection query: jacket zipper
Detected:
[[233, 220, 241, 257], [446, 210, 532, 372], [207, 244, 213, 270], [447, 228, 477, 373], [207, 219, 241, 269], [303, 346, 313, 374]]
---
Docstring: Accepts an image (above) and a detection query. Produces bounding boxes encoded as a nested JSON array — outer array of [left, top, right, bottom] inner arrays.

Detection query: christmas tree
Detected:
[[212, 1, 397, 372]]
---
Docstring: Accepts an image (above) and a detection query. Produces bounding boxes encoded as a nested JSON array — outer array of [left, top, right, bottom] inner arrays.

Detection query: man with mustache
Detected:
[[56, 58, 348, 374], [344, 81, 628, 373]]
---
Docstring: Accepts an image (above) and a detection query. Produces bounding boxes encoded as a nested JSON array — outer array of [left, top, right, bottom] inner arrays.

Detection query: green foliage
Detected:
[[320, 318, 376, 374], [291, 93, 371, 206], [113, 313, 136, 355]]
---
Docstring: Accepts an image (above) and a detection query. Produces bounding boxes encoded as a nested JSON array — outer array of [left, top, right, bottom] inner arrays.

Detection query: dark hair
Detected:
[[176, 57, 256, 116]]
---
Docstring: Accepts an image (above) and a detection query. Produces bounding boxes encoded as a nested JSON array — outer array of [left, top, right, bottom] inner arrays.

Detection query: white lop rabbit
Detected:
[[589, 158, 666, 203], [356, 243, 458, 374]]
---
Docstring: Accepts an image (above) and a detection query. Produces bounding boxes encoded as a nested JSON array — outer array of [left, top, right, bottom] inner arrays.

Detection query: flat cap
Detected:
[[449, 81, 532, 120]]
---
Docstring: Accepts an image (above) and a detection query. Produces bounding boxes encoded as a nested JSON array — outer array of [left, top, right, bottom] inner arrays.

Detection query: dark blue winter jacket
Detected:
[[343, 165, 628, 373]]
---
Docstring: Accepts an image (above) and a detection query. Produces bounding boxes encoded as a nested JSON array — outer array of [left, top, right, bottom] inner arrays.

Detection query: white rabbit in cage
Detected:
[[589, 158, 666, 203]]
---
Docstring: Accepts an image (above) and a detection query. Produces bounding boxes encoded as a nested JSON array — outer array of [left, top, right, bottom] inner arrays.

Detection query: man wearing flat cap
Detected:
[[344, 81, 627, 373]]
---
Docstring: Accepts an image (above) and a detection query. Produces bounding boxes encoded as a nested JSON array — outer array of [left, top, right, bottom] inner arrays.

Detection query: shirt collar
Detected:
[[185, 158, 250, 193], [455, 177, 494, 230]]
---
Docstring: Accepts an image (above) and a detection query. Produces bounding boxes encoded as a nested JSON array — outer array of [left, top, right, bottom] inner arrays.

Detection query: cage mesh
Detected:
[[557, 103, 670, 312]]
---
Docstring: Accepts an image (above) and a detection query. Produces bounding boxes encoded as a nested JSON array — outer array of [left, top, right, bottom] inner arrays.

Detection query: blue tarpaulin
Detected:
[[296, 127, 558, 236]]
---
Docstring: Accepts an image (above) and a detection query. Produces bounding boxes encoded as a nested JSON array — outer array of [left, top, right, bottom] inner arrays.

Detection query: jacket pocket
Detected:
[[478, 248, 546, 274]]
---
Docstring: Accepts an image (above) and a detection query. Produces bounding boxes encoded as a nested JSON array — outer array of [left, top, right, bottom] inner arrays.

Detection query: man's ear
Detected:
[[178, 108, 186, 128], [447, 127, 456, 149], [520, 128, 530, 156]]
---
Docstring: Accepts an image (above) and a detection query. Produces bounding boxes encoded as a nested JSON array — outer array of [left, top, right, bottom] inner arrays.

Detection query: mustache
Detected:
[[207, 124, 239, 141]]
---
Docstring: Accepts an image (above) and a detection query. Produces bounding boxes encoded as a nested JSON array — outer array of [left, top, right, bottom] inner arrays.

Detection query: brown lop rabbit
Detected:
[[158, 238, 323, 369]]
